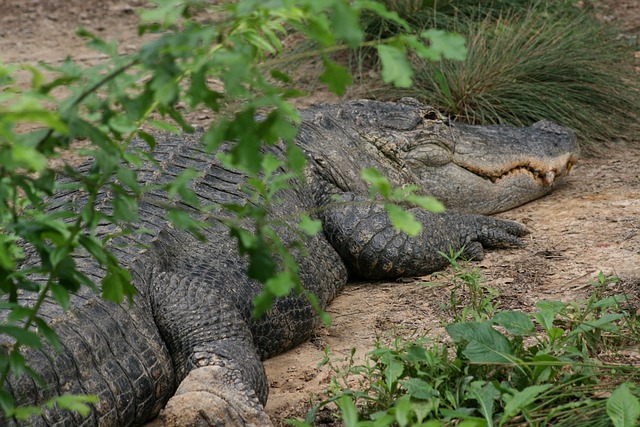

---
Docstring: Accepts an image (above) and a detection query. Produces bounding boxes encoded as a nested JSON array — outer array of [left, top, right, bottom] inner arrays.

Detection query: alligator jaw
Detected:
[[413, 121, 579, 215], [462, 156, 577, 187]]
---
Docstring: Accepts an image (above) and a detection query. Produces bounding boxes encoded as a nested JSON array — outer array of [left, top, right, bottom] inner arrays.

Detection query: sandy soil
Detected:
[[0, 1, 638, 425]]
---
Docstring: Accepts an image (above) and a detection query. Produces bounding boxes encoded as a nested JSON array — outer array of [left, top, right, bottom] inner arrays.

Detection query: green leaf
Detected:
[[12, 145, 48, 172], [500, 384, 553, 425], [320, 57, 353, 96], [0, 326, 42, 349], [337, 395, 359, 427], [385, 204, 422, 236], [467, 381, 499, 427], [298, 215, 322, 236], [286, 141, 306, 175], [491, 311, 535, 336], [79, 235, 108, 265], [108, 114, 137, 134], [166, 168, 199, 200], [405, 194, 445, 213], [361, 167, 392, 198], [395, 395, 411, 427], [0, 390, 15, 415], [607, 383, 640, 427], [377, 44, 413, 88], [380, 351, 404, 391], [357, 1, 410, 31], [102, 262, 136, 304], [446, 322, 514, 363], [12, 405, 42, 420], [331, 0, 363, 48], [247, 238, 277, 283], [47, 394, 99, 417], [421, 29, 467, 61], [265, 272, 295, 298], [50, 284, 71, 311], [400, 378, 438, 399], [34, 317, 62, 352]]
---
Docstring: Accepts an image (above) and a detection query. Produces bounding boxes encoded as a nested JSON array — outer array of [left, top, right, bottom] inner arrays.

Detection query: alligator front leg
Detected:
[[148, 230, 272, 427], [321, 193, 529, 280], [152, 272, 272, 427]]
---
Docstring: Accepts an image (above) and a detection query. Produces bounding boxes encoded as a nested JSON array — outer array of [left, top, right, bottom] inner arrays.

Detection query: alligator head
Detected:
[[299, 99, 578, 215]]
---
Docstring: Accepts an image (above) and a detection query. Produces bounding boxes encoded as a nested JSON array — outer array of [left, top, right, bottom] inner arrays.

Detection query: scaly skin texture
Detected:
[[1, 99, 577, 426]]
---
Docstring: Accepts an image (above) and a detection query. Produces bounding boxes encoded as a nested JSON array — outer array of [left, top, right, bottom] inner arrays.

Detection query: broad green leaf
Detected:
[[12, 145, 48, 172], [148, 119, 181, 134], [0, 236, 18, 270], [531, 354, 562, 384], [331, 0, 363, 48], [108, 115, 137, 134], [102, 263, 135, 304], [247, 240, 277, 283], [380, 351, 404, 390], [385, 204, 421, 237], [421, 29, 467, 61], [467, 381, 499, 427], [112, 194, 140, 223], [139, 0, 186, 27], [167, 209, 206, 238], [607, 383, 640, 427], [400, 378, 438, 399], [395, 395, 411, 427], [265, 272, 295, 297], [491, 311, 535, 336], [337, 395, 359, 427], [285, 141, 306, 175], [320, 57, 352, 96], [377, 44, 413, 88], [446, 322, 514, 363]]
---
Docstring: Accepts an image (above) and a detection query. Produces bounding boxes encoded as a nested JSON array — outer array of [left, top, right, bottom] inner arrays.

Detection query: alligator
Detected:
[[2, 99, 578, 426]]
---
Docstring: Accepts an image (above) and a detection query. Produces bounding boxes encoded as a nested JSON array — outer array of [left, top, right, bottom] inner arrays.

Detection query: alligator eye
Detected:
[[423, 110, 439, 120]]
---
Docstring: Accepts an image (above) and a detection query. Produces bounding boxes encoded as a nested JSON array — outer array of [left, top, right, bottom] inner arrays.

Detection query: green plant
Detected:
[[371, 7, 639, 145], [294, 273, 640, 426], [0, 0, 466, 419], [431, 247, 500, 322]]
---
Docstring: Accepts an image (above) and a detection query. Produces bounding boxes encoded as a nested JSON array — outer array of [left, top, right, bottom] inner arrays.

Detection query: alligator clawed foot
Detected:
[[159, 366, 272, 427]]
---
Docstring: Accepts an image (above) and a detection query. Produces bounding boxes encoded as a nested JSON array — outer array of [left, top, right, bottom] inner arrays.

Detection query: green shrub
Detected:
[[293, 273, 640, 426], [360, 4, 639, 146]]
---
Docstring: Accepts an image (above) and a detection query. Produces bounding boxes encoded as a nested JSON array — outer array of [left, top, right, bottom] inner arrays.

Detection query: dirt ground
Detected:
[[0, 1, 638, 425]]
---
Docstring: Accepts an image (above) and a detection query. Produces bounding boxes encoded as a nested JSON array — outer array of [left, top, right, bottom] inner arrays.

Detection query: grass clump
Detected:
[[291, 271, 640, 427], [357, 3, 640, 147]]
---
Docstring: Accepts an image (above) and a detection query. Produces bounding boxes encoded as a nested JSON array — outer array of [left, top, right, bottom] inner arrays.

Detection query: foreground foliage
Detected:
[[295, 271, 640, 426], [0, 0, 464, 418]]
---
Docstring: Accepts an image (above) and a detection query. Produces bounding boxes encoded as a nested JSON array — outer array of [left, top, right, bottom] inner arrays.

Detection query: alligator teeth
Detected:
[[543, 171, 555, 186]]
